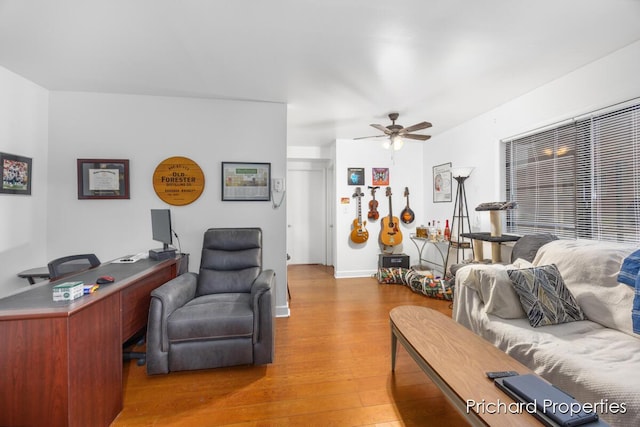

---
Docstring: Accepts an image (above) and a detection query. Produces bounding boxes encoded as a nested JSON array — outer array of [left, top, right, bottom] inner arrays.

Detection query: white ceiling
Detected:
[[1, 0, 640, 147]]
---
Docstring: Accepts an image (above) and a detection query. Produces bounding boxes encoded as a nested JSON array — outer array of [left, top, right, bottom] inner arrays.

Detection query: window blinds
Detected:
[[504, 101, 640, 244]]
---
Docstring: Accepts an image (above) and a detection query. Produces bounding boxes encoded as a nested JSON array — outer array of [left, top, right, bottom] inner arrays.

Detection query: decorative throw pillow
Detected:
[[510, 233, 558, 263], [507, 264, 585, 328]]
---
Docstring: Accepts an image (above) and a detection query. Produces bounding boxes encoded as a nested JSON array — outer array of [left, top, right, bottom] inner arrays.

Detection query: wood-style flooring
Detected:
[[113, 264, 468, 426]]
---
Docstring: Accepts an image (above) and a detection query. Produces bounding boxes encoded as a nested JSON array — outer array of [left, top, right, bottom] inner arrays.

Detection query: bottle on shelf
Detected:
[[436, 221, 443, 242], [444, 219, 451, 241], [429, 221, 437, 242]]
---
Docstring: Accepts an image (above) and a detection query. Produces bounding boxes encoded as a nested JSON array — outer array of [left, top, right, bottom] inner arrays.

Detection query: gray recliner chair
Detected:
[[146, 227, 275, 375]]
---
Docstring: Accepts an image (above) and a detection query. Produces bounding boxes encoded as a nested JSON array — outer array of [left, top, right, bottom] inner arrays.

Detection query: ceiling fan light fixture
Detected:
[[355, 113, 431, 149], [384, 135, 404, 150]]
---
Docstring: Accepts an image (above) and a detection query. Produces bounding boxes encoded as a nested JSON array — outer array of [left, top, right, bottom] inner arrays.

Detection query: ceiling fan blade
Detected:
[[353, 134, 387, 140], [403, 134, 431, 141], [399, 121, 432, 134], [371, 123, 392, 134]]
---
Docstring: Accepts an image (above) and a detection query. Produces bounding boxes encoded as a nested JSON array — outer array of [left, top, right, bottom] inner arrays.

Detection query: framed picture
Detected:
[[77, 159, 130, 199], [1, 152, 32, 195], [222, 162, 271, 201], [347, 167, 364, 185], [372, 168, 389, 186], [433, 162, 452, 203]]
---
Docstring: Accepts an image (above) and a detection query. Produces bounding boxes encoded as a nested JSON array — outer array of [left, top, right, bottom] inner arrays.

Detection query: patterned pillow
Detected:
[[507, 264, 585, 327]]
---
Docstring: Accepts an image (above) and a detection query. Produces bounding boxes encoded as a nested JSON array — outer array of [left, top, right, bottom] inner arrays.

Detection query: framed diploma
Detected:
[[77, 159, 130, 199]]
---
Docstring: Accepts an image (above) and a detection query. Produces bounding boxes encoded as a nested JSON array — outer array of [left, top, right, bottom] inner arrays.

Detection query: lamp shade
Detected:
[[451, 167, 474, 178]]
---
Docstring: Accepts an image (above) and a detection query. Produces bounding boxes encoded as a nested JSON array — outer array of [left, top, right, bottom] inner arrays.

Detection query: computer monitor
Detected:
[[149, 209, 176, 260]]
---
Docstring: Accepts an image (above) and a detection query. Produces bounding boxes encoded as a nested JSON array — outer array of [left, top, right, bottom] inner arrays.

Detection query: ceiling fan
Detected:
[[354, 112, 432, 150]]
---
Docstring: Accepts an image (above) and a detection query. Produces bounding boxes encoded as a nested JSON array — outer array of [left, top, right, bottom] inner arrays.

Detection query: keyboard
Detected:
[[115, 252, 148, 263]]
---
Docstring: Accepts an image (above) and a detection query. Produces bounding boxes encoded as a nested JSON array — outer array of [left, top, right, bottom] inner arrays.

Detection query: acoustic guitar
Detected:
[[400, 187, 415, 224], [380, 187, 403, 246], [367, 186, 380, 220], [350, 187, 369, 244]]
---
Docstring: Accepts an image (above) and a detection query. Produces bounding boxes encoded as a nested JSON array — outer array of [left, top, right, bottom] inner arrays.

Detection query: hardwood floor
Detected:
[[113, 265, 468, 426]]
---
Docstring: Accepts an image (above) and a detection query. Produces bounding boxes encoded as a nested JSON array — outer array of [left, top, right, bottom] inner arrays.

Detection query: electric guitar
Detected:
[[400, 187, 415, 224], [350, 187, 369, 243], [367, 186, 380, 220], [380, 187, 403, 245]]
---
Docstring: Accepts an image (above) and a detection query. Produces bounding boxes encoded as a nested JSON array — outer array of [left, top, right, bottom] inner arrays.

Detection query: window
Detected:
[[504, 101, 640, 244]]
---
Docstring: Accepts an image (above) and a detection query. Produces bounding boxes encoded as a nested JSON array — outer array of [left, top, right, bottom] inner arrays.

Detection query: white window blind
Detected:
[[504, 101, 640, 244]]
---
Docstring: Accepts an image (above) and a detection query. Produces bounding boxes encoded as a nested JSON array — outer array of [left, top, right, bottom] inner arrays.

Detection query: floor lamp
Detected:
[[447, 167, 475, 268]]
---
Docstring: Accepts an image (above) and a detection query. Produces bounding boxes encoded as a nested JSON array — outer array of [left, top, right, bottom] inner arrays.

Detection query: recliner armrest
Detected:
[[150, 272, 198, 315], [146, 272, 198, 374], [250, 269, 275, 305], [250, 269, 275, 349]]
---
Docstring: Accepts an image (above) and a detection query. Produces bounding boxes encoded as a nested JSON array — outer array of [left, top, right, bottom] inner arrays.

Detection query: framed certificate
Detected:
[[77, 159, 130, 199]]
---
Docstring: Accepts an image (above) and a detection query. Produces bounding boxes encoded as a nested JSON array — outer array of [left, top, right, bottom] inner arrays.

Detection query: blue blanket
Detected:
[[618, 249, 640, 285], [619, 249, 640, 334], [634, 274, 640, 334]]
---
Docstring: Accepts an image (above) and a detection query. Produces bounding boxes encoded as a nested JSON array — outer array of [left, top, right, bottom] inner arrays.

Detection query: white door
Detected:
[[287, 168, 326, 264]]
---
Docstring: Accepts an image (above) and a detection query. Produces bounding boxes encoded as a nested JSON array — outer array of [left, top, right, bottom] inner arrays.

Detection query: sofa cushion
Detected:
[[455, 259, 532, 319], [533, 239, 637, 336], [478, 315, 640, 427], [507, 264, 585, 327]]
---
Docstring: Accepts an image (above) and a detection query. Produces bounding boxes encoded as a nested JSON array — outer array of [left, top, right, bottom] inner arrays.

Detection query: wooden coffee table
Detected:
[[390, 305, 541, 426]]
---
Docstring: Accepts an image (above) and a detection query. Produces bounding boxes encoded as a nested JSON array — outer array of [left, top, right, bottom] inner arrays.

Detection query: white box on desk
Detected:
[[53, 281, 84, 301]]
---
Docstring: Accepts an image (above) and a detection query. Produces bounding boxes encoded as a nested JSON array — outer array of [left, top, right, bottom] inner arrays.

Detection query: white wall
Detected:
[[47, 92, 290, 316], [334, 139, 427, 277], [422, 40, 640, 254], [0, 66, 49, 297]]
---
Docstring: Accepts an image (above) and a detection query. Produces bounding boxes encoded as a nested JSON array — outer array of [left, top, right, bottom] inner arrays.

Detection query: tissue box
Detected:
[[53, 281, 84, 301]]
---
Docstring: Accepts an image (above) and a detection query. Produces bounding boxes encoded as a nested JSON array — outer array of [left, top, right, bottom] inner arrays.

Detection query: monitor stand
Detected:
[[149, 247, 177, 261]]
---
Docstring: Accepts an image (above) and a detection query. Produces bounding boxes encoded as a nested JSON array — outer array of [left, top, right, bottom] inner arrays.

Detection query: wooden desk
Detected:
[[390, 306, 540, 426], [0, 256, 186, 427]]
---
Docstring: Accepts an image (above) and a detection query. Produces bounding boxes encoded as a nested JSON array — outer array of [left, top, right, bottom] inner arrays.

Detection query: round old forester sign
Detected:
[[153, 156, 205, 205]]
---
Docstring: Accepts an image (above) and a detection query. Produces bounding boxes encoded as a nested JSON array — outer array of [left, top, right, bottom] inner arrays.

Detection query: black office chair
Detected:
[[47, 254, 101, 280]]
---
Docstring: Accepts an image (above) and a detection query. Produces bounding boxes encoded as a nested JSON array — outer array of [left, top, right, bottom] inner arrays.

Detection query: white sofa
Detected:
[[453, 239, 640, 427]]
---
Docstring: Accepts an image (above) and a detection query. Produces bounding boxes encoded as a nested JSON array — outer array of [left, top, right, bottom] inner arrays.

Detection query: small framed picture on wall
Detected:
[[0, 152, 32, 195], [433, 162, 452, 203], [347, 167, 364, 185], [372, 168, 389, 186]]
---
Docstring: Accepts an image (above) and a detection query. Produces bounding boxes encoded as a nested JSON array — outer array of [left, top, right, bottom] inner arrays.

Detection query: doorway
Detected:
[[286, 167, 329, 265]]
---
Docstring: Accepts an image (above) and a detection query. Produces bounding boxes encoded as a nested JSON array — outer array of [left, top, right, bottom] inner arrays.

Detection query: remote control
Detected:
[[486, 371, 519, 379]]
